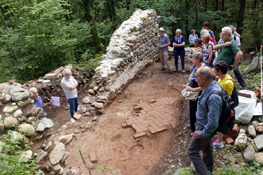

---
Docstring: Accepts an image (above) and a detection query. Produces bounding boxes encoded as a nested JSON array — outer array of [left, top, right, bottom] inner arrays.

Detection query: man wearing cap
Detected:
[[157, 27, 171, 73], [229, 25, 246, 89]]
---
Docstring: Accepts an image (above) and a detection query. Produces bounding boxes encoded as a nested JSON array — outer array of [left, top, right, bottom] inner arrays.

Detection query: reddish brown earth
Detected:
[[43, 58, 194, 175]]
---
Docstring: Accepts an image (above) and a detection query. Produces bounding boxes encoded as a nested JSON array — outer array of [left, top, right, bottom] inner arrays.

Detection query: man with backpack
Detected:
[[214, 27, 246, 89], [187, 66, 223, 175]]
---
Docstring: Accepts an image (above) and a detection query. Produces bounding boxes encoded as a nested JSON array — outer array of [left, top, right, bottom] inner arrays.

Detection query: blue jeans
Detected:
[[174, 49, 185, 70], [67, 97, 79, 118]]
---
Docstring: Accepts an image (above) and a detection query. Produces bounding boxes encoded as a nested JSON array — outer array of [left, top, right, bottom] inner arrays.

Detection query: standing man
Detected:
[[187, 67, 223, 175], [61, 68, 79, 119], [157, 27, 171, 73], [203, 22, 216, 44], [229, 25, 247, 89], [214, 27, 246, 89], [30, 87, 53, 118]]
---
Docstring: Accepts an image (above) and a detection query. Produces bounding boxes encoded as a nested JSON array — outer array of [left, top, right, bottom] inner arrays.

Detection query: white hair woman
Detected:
[[173, 29, 186, 73], [183, 51, 206, 134], [61, 68, 78, 119]]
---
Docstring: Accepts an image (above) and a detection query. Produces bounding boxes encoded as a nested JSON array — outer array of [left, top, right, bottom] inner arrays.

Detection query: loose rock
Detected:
[[36, 118, 54, 132], [255, 153, 263, 163], [254, 134, 263, 150], [248, 125, 256, 137], [59, 134, 74, 145], [3, 106, 18, 113], [4, 117, 18, 128], [77, 105, 87, 113], [13, 109, 23, 118], [49, 142, 66, 165], [35, 150, 48, 163], [18, 123, 35, 137], [82, 97, 90, 104], [243, 145, 255, 160], [73, 113, 82, 120]]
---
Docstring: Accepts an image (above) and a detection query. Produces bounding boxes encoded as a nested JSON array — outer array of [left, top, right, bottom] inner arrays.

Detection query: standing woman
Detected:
[[61, 69, 79, 119], [189, 29, 198, 47], [202, 33, 214, 67], [173, 29, 186, 73], [183, 51, 206, 134]]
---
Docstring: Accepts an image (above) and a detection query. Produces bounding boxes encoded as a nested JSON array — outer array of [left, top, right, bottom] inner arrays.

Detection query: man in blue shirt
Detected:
[[187, 67, 223, 175], [30, 87, 53, 118], [157, 27, 171, 73]]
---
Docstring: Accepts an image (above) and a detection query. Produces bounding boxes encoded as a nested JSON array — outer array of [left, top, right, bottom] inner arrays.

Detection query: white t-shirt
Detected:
[[61, 76, 78, 100], [232, 33, 241, 46]]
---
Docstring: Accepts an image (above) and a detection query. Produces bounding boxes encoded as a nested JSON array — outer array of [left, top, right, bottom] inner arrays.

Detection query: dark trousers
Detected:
[[234, 67, 246, 89], [67, 97, 79, 118], [174, 49, 185, 70], [187, 123, 217, 175], [189, 100, 197, 132]]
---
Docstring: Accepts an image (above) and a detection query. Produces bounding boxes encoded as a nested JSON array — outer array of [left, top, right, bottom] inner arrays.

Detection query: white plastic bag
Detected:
[[235, 90, 257, 124]]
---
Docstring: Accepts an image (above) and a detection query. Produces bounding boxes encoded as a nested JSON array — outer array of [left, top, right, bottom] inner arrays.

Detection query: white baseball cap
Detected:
[[159, 27, 165, 32]]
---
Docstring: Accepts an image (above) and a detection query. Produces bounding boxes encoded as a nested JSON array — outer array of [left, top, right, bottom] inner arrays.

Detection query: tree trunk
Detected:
[[237, 0, 246, 36], [185, 0, 190, 39], [91, 17, 103, 54], [195, 1, 198, 26], [205, 0, 207, 12], [215, 0, 219, 11], [221, 0, 224, 11], [106, 0, 113, 21]]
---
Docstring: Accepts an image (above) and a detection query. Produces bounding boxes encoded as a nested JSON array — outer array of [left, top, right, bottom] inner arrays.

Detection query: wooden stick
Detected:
[[79, 150, 91, 175]]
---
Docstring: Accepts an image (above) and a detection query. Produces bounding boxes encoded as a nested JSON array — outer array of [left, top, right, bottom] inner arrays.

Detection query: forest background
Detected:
[[0, 0, 262, 83]]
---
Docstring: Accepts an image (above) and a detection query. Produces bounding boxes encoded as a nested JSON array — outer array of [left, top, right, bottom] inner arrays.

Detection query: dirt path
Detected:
[[45, 58, 192, 175]]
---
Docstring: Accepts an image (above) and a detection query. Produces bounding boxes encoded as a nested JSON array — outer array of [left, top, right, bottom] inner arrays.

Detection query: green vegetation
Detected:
[[0, 0, 262, 83], [0, 130, 38, 175]]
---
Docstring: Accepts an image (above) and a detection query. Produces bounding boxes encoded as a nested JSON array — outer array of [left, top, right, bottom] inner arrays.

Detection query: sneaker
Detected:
[[160, 67, 166, 71], [190, 132, 194, 136], [187, 124, 191, 129], [173, 68, 177, 72], [182, 70, 185, 73], [213, 139, 218, 144], [213, 141, 224, 149]]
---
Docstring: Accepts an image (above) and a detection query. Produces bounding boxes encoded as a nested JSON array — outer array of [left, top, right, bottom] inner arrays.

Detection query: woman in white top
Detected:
[[61, 68, 78, 118]]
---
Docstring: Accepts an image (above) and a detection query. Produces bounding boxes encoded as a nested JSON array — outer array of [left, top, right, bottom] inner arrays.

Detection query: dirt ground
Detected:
[[42, 57, 193, 175], [42, 53, 254, 175]]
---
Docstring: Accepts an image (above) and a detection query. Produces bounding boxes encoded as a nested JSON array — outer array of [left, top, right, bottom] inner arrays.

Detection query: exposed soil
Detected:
[[41, 54, 254, 175], [41, 57, 193, 175]]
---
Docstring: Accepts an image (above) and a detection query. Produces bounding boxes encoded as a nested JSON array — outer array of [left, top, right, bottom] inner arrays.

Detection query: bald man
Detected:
[[187, 67, 223, 175]]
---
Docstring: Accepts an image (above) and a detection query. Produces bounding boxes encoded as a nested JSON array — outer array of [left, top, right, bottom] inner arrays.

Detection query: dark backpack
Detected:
[[206, 90, 236, 135], [224, 79, 239, 108]]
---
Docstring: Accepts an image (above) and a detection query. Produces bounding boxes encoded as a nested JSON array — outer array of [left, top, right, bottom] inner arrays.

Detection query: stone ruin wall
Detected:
[[91, 9, 160, 106], [0, 9, 162, 175]]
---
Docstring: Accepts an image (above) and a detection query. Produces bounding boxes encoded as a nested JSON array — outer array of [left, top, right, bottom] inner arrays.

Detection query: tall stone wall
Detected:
[[90, 9, 160, 103]]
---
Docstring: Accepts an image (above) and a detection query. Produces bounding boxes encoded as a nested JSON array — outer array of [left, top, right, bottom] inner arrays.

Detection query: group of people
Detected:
[[29, 68, 79, 121], [159, 23, 246, 175]]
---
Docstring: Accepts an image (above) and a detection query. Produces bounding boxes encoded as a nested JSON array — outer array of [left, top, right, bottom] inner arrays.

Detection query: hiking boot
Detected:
[[160, 67, 166, 71], [165, 70, 173, 74], [213, 141, 224, 149], [173, 68, 177, 72], [182, 70, 185, 73]]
